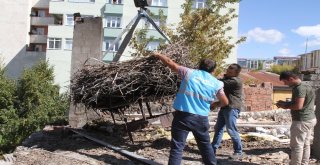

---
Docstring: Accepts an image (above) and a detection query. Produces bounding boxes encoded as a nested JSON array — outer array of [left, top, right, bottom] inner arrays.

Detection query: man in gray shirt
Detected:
[[211, 63, 243, 159], [276, 71, 317, 165]]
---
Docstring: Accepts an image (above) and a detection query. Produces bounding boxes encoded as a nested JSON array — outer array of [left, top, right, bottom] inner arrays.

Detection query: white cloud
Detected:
[[246, 27, 284, 44], [292, 24, 320, 47], [292, 24, 320, 37]]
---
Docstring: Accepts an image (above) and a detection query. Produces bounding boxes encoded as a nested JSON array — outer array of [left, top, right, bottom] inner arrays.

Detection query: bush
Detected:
[[0, 61, 69, 154], [269, 64, 299, 74]]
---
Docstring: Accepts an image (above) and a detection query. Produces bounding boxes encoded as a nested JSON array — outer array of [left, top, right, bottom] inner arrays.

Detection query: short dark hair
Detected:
[[279, 71, 299, 81], [229, 63, 241, 75], [199, 59, 216, 73]]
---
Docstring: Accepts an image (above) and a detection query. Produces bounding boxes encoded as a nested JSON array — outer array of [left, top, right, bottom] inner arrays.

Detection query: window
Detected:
[[65, 38, 73, 50], [103, 39, 119, 52], [66, 14, 74, 26], [107, 0, 122, 4], [48, 38, 62, 49], [146, 41, 159, 51], [66, 14, 93, 25], [194, 0, 206, 8], [68, 0, 95, 3], [38, 10, 46, 17], [151, 0, 167, 6], [36, 28, 45, 35], [105, 16, 121, 28], [31, 28, 45, 35]]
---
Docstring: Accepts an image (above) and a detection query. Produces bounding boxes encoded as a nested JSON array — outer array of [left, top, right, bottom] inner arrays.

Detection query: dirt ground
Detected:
[[3, 124, 318, 165]]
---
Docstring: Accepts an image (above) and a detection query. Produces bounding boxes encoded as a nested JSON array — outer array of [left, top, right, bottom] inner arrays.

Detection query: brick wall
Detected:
[[243, 82, 273, 111]]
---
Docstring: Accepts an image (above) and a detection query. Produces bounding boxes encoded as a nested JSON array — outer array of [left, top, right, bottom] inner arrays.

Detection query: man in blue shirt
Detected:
[[153, 52, 228, 165]]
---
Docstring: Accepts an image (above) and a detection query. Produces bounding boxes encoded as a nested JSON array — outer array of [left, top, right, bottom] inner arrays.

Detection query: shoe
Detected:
[[228, 153, 242, 160]]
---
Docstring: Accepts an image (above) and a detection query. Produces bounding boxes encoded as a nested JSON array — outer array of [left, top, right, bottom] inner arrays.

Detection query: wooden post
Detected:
[[138, 100, 146, 120]]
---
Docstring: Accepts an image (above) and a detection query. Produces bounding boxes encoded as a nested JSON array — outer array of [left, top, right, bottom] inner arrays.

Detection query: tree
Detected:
[[269, 64, 298, 74], [258, 61, 263, 70], [0, 61, 69, 154], [15, 61, 68, 125], [0, 66, 16, 110], [177, 0, 245, 74], [130, 9, 168, 56], [130, 0, 245, 75]]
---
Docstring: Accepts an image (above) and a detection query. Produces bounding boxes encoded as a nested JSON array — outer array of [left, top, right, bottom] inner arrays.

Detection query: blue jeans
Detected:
[[211, 107, 242, 154], [168, 111, 217, 165]]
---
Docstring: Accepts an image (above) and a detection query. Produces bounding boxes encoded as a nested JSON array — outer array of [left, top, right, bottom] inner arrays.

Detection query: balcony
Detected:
[[26, 51, 46, 58], [30, 35, 47, 44], [104, 3, 123, 14], [104, 28, 123, 38], [31, 17, 55, 26]]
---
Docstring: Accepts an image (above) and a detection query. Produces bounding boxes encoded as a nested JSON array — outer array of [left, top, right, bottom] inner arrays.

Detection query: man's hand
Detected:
[[210, 102, 220, 111], [151, 52, 179, 72], [152, 52, 162, 58], [276, 100, 288, 109]]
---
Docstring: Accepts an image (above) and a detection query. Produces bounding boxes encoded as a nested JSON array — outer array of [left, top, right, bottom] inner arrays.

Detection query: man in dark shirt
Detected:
[[211, 63, 243, 159], [276, 71, 316, 165]]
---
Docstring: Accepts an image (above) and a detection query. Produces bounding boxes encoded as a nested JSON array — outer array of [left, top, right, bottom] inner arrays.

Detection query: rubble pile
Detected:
[[70, 42, 193, 112]]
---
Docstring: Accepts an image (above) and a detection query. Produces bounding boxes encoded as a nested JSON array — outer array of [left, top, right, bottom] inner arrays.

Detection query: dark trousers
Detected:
[[211, 107, 242, 154], [168, 111, 217, 165]]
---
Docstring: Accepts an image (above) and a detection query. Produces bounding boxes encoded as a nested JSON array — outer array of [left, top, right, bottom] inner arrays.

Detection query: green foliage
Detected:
[[130, 0, 245, 75], [269, 64, 299, 74], [130, 9, 168, 56], [178, 0, 245, 75], [0, 61, 69, 154], [0, 68, 16, 109], [258, 61, 263, 70]]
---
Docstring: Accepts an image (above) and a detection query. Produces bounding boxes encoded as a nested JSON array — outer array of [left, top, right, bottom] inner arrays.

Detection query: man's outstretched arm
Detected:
[[153, 52, 180, 73]]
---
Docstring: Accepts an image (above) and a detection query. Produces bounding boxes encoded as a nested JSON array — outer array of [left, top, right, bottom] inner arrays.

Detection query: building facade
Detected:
[[46, 0, 240, 92], [237, 58, 274, 70], [1, 0, 52, 78], [273, 56, 300, 66], [0, 0, 239, 92], [299, 49, 320, 72]]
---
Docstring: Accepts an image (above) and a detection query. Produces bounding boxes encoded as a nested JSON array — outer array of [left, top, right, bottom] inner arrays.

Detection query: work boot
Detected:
[[228, 152, 243, 160]]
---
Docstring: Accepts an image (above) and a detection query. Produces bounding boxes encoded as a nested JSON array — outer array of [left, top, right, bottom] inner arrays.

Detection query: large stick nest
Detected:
[[70, 43, 194, 112]]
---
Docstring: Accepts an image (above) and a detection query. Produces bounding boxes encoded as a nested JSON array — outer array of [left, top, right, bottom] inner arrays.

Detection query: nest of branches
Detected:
[[70, 43, 194, 112]]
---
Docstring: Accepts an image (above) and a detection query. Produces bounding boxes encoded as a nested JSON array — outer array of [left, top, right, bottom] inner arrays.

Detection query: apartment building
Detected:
[[47, 0, 240, 92], [237, 58, 274, 70], [273, 56, 300, 66], [0, 0, 49, 78], [299, 49, 320, 72]]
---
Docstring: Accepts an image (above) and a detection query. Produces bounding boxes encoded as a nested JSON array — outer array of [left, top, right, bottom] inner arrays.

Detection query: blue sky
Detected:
[[237, 0, 320, 59]]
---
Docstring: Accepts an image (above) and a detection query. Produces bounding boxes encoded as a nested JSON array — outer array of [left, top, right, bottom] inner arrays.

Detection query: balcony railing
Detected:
[[31, 17, 55, 26], [26, 51, 46, 57], [30, 35, 47, 44], [105, 3, 123, 14]]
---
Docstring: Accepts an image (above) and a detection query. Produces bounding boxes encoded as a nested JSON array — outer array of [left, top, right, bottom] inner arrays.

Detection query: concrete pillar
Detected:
[[313, 88, 320, 159], [68, 17, 103, 128]]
